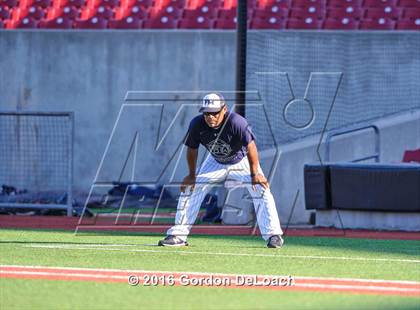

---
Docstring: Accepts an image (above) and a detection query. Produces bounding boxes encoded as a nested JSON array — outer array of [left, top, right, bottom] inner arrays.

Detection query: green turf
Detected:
[[0, 229, 419, 281], [2, 278, 419, 310], [1, 229, 419, 309]]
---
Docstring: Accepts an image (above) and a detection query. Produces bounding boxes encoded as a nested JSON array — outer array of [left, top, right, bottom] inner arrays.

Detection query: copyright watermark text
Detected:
[[128, 273, 295, 287]]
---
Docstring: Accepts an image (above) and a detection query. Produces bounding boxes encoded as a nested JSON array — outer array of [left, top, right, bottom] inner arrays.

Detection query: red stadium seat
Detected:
[[179, 15, 213, 28], [113, 6, 124, 18], [20, 0, 36, 7], [32, 0, 52, 8], [360, 17, 395, 29], [214, 17, 235, 27], [81, 4, 96, 17], [250, 15, 286, 28], [80, 5, 111, 19], [15, 16, 39, 27], [154, 0, 187, 9], [215, 8, 242, 28], [39, 15, 73, 27], [323, 17, 359, 28], [84, 0, 119, 8], [404, 8, 420, 19], [225, 0, 257, 9], [100, 0, 120, 7], [120, 0, 153, 8], [327, 7, 364, 19], [219, 6, 252, 18], [183, 6, 218, 19], [402, 149, 420, 163], [252, 6, 286, 27], [52, 0, 70, 8], [398, 0, 420, 7], [150, 5, 182, 18], [46, 5, 79, 19], [265, 3, 288, 14], [327, 0, 362, 7], [0, 6, 11, 19], [366, 7, 401, 19], [292, 0, 326, 9], [67, 0, 85, 8], [363, 0, 397, 8], [86, 0, 101, 8], [8, 7, 23, 19], [108, 15, 142, 27], [222, 0, 235, 9], [74, 15, 108, 27], [253, 5, 288, 18], [94, 5, 115, 18], [287, 17, 322, 28], [143, 15, 178, 27], [218, 7, 235, 19], [262, 0, 291, 9], [396, 17, 420, 28], [0, 0, 18, 8], [193, 4, 219, 17], [290, 8, 325, 19], [25, 6, 46, 19], [128, 5, 147, 19], [189, 0, 222, 10]]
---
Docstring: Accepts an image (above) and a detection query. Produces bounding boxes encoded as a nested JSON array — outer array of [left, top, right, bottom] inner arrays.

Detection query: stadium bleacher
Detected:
[[0, 0, 418, 29]]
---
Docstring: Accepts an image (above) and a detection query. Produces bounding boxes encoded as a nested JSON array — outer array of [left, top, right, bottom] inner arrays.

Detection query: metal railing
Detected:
[[325, 124, 380, 163]]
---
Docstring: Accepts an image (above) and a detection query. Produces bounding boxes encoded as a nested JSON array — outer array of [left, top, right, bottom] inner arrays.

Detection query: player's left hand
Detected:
[[251, 173, 270, 191]]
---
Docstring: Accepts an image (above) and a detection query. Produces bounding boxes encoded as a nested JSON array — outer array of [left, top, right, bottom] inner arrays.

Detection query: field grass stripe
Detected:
[[294, 283, 420, 292], [22, 244, 420, 264], [1, 270, 127, 280]]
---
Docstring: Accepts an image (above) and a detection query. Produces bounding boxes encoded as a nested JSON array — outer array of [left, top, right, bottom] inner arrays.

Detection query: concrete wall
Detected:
[[260, 109, 420, 226], [0, 31, 236, 191], [316, 210, 420, 231]]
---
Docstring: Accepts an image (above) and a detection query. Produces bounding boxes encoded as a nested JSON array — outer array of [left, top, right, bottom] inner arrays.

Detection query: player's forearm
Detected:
[[246, 141, 260, 176], [186, 147, 198, 177]]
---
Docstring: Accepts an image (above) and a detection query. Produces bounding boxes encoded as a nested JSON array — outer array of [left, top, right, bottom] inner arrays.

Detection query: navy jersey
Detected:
[[184, 112, 256, 165]]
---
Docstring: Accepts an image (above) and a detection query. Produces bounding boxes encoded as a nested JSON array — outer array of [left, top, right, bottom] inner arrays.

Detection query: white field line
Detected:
[[2, 265, 420, 286], [22, 244, 420, 264], [293, 283, 419, 293], [1, 270, 127, 280]]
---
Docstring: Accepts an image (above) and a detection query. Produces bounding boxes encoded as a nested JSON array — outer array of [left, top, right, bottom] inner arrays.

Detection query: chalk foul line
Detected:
[[1, 265, 419, 297]]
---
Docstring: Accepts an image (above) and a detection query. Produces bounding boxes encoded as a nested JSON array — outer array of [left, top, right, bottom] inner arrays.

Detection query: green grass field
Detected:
[[1, 228, 419, 309]]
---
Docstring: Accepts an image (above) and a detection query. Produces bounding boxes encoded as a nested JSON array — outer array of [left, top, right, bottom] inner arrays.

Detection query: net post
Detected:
[[67, 112, 75, 217], [235, 0, 248, 117]]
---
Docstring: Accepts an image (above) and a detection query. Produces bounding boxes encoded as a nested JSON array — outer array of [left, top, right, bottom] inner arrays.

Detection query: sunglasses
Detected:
[[203, 110, 222, 117]]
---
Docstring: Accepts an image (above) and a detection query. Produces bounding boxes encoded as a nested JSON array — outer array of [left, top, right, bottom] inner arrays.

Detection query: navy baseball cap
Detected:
[[199, 93, 226, 113]]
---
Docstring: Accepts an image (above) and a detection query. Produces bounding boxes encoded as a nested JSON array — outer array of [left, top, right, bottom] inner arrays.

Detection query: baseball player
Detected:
[[158, 93, 283, 248]]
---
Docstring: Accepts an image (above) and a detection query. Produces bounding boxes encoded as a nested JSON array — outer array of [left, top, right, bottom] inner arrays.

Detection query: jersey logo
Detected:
[[207, 138, 232, 159]]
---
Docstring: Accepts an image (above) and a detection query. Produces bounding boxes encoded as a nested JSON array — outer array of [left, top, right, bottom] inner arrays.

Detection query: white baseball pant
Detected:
[[167, 155, 283, 241]]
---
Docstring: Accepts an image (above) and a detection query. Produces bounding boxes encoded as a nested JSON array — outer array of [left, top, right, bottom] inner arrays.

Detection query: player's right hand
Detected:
[[180, 174, 196, 193]]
